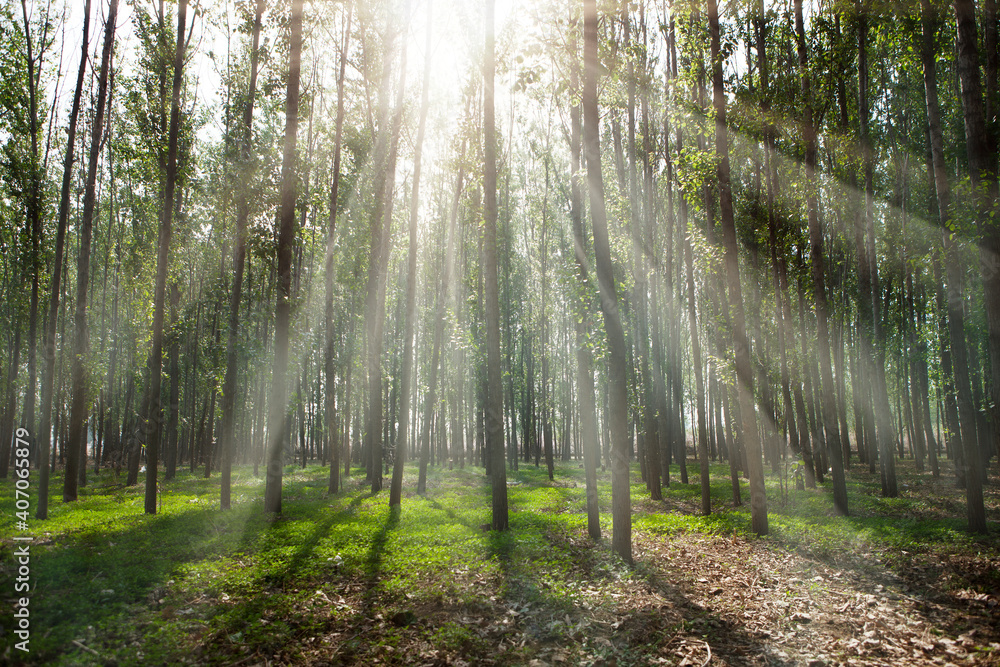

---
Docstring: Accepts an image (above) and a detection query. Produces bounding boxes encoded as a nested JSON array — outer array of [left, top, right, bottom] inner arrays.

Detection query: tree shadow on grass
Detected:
[[6, 480, 386, 664], [363, 505, 400, 599], [205, 491, 395, 659], [485, 526, 516, 584], [1, 502, 260, 665]]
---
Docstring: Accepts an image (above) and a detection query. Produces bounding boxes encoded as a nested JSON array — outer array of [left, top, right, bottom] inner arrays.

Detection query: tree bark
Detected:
[[954, 0, 1000, 497], [794, 0, 848, 513], [584, 0, 631, 561], [264, 0, 304, 514], [391, 0, 432, 507], [569, 39, 601, 537], [710, 0, 767, 535], [142, 0, 187, 514], [37, 0, 91, 518], [219, 0, 263, 510], [19, 0, 47, 459], [925, 0, 986, 531], [485, 0, 509, 530], [65, 0, 117, 503], [326, 1, 352, 496]]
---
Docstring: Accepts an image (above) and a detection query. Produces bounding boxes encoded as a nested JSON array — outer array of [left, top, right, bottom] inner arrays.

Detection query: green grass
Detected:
[[1, 457, 998, 665]]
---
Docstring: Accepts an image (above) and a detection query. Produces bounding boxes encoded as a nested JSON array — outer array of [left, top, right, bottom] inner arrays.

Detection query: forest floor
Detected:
[[2, 456, 1000, 666]]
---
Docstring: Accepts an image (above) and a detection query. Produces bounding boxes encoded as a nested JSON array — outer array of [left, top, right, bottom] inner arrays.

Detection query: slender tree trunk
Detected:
[[37, 0, 91, 518], [683, 186, 710, 515], [638, 86, 662, 500], [364, 3, 407, 494], [326, 2, 352, 496], [859, 9, 899, 498], [954, 0, 1000, 494], [264, 0, 303, 514], [65, 0, 117, 503], [19, 0, 45, 460], [187, 298, 201, 476], [142, 0, 187, 514], [219, 0, 263, 510], [833, 312, 852, 466], [655, 76, 676, 486], [485, 0, 508, 530], [391, 0, 432, 507], [569, 43, 601, 537], [794, 0, 847, 513], [709, 0, 767, 535], [905, 256, 927, 472], [924, 0, 986, 531], [853, 7, 880, 482], [757, 0, 797, 479], [417, 133, 466, 493], [541, 158, 555, 482], [584, 0, 630, 561], [915, 276, 940, 477]]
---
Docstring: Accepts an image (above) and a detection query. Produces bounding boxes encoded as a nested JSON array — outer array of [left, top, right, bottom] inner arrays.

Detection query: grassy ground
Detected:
[[2, 457, 999, 665]]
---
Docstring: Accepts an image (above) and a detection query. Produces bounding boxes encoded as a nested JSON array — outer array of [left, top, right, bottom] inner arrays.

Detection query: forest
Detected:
[[1, 0, 1000, 663]]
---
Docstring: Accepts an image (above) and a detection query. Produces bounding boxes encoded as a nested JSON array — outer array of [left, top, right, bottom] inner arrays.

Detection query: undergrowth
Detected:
[[1, 457, 997, 665]]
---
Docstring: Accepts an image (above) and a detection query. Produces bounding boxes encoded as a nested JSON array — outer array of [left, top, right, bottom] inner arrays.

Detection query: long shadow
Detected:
[[0, 501, 261, 664], [485, 527, 516, 595], [498, 504, 794, 666], [363, 505, 400, 601], [1, 475, 382, 664], [638, 562, 791, 666], [204, 489, 397, 660]]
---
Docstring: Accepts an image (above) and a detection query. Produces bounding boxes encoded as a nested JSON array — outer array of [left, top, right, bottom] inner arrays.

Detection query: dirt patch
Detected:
[[636, 531, 1000, 666]]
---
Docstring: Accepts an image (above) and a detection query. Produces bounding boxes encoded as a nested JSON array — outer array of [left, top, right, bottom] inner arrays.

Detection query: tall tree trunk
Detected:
[[904, 243, 927, 472], [854, 6, 886, 485], [65, 0, 117, 503], [916, 279, 940, 477], [709, 0, 767, 535], [954, 0, 1000, 493], [933, 254, 965, 481], [485, 0, 509, 530], [541, 158, 555, 482], [665, 17, 706, 500], [682, 172, 710, 514], [795, 0, 848, 513], [569, 40, 601, 537], [758, 0, 797, 476], [365, 3, 407, 494], [219, 0, 263, 510], [833, 311, 852, 466], [584, 0, 631, 561], [19, 0, 46, 457], [37, 0, 91, 518], [391, 0, 432, 507], [637, 79, 662, 500], [925, 0, 986, 531], [264, 0, 303, 514], [326, 1, 352, 496], [143, 0, 187, 514]]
